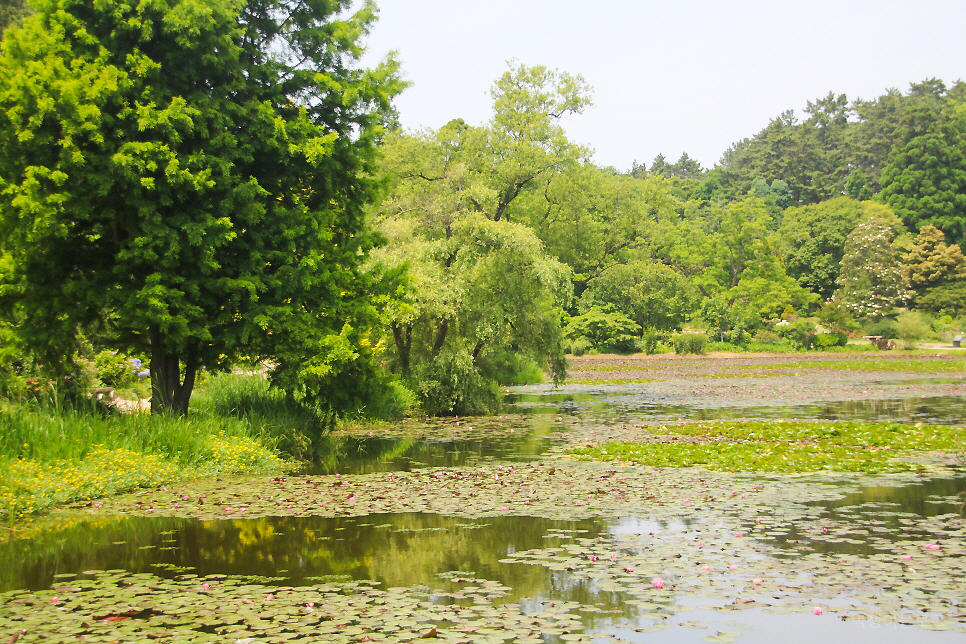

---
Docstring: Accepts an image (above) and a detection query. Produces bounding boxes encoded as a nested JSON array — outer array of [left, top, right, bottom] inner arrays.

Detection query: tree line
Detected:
[[1, 1, 963, 421]]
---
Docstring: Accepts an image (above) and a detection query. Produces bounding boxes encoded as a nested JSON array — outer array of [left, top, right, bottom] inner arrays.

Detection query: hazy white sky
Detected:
[[359, 0, 966, 172]]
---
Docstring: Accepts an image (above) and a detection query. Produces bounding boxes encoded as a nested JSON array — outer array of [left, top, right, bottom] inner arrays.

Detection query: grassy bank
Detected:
[[0, 373, 327, 527]]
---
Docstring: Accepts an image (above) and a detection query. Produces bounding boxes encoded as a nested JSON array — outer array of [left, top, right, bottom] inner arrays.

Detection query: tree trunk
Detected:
[[431, 319, 448, 357], [149, 333, 200, 416], [391, 322, 412, 378]]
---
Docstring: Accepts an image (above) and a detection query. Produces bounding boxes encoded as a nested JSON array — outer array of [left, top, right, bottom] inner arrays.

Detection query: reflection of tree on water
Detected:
[[304, 418, 560, 475]]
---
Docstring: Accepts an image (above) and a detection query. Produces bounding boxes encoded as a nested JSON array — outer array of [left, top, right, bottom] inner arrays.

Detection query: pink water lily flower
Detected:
[[925, 543, 941, 550], [753, 578, 763, 585], [651, 577, 664, 589], [813, 607, 823, 615]]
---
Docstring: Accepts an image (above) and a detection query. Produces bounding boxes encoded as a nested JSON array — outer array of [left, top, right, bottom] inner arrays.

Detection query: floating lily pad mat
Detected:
[[6, 463, 963, 641]]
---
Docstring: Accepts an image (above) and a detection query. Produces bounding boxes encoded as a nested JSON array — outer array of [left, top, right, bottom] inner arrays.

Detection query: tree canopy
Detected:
[[0, 0, 404, 416]]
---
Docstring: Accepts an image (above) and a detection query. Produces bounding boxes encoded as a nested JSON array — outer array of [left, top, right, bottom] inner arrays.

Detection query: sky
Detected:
[[359, 0, 966, 172]]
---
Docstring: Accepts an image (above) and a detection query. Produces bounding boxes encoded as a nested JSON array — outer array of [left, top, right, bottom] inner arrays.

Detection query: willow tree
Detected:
[[0, 0, 403, 415]]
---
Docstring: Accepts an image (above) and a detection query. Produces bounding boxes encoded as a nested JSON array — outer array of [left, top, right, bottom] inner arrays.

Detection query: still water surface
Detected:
[[2, 377, 965, 642]]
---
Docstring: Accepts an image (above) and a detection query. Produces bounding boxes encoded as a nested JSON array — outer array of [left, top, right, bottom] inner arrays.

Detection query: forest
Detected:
[[1, 0, 965, 425]]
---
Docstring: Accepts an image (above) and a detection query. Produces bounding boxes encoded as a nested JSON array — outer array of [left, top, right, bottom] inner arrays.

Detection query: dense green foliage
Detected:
[[2, 0, 965, 426], [0, 0, 403, 417]]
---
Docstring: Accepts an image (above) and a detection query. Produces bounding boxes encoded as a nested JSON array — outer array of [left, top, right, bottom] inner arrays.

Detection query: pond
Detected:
[[1, 359, 965, 643]]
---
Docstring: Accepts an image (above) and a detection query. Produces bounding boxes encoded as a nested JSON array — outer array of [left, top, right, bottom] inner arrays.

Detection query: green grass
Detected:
[[569, 419, 964, 473], [0, 373, 313, 528]]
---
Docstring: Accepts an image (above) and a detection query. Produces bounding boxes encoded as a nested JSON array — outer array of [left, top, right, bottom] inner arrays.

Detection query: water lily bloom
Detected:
[[624, 567, 634, 573], [51, 597, 59, 603], [500, 507, 508, 511], [684, 498, 691, 504], [729, 565, 738, 570], [652, 577, 664, 589], [813, 607, 823, 615], [902, 555, 913, 560], [202, 583, 210, 590], [697, 541, 704, 547], [701, 565, 709, 571], [734, 532, 742, 537], [589, 555, 598, 561], [926, 543, 941, 550], [753, 578, 763, 585]]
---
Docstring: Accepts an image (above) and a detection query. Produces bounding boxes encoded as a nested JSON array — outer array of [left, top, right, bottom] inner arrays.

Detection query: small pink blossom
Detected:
[[202, 583, 211, 590], [701, 565, 709, 571], [51, 596, 59, 603], [753, 578, 763, 585], [683, 498, 691, 504], [624, 567, 634, 573], [813, 607, 823, 615], [729, 565, 738, 570], [589, 555, 598, 562], [651, 577, 664, 589], [734, 532, 742, 537], [902, 555, 913, 560], [926, 543, 941, 550]]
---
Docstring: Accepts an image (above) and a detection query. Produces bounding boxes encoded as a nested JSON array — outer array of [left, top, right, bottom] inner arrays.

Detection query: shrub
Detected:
[[864, 318, 898, 339], [91, 350, 145, 388], [814, 332, 848, 349], [565, 337, 593, 356], [643, 330, 660, 355], [896, 311, 932, 348], [752, 329, 782, 345], [673, 333, 707, 355], [775, 319, 817, 349], [564, 306, 641, 351]]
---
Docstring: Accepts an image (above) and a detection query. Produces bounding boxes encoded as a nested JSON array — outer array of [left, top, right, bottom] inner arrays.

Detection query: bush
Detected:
[[864, 318, 898, 339], [565, 337, 593, 356], [564, 306, 641, 351], [91, 350, 146, 388], [775, 319, 817, 349], [673, 333, 707, 355], [482, 351, 547, 385], [814, 332, 849, 349], [752, 329, 782, 345], [412, 349, 501, 417], [599, 334, 639, 354], [896, 311, 932, 348], [643, 330, 660, 355]]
